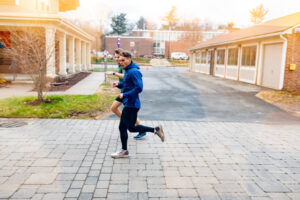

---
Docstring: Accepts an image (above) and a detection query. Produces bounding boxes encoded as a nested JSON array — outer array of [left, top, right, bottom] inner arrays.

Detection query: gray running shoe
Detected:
[[111, 149, 129, 158], [154, 125, 165, 142]]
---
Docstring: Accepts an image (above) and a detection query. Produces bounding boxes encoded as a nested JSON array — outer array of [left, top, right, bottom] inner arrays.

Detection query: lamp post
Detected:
[[168, 27, 171, 59]]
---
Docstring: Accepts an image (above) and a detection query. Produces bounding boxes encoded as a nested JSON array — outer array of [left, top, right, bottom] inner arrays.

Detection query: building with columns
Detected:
[[0, 0, 94, 80]]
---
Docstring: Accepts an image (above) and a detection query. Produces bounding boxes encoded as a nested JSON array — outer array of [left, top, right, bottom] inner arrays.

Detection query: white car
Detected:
[[171, 52, 189, 60]]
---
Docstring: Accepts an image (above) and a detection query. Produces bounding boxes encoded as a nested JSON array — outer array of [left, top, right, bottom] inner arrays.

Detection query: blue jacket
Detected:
[[117, 62, 143, 109]]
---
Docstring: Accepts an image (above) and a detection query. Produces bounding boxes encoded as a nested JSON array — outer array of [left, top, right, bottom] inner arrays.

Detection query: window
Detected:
[[228, 48, 238, 65], [242, 46, 256, 66], [153, 42, 160, 48], [200, 52, 206, 64], [217, 49, 225, 65], [196, 53, 201, 64]]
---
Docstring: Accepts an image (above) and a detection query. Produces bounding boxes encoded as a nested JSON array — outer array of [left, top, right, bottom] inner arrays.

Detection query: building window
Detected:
[[228, 48, 238, 65], [217, 49, 225, 65], [242, 46, 256, 66], [196, 53, 201, 64], [200, 52, 206, 64]]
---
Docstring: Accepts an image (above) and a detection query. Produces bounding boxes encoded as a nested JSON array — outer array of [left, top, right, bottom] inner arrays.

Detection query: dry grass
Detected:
[[256, 90, 300, 117]]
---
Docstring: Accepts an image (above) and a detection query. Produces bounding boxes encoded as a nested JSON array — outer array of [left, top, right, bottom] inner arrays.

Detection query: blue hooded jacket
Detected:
[[117, 62, 143, 109]]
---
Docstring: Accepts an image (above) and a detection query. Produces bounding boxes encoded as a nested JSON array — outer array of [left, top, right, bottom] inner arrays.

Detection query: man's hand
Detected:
[[105, 71, 114, 75], [112, 82, 118, 87], [118, 93, 123, 99]]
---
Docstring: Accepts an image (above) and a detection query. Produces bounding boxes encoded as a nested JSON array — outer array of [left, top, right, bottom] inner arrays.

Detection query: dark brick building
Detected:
[[104, 36, 153, 57]]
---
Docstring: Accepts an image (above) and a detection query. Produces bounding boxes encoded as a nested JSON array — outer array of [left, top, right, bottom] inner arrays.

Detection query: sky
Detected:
[[75, 0, 300, 30]]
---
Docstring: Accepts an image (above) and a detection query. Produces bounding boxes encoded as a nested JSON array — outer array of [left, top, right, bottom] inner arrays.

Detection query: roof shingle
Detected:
[[191, 12, 300, 50]]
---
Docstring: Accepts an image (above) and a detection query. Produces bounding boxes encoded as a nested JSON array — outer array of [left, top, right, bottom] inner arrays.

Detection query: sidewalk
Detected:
[[0, 72, 105, 99], [0, 118, 299, 199]]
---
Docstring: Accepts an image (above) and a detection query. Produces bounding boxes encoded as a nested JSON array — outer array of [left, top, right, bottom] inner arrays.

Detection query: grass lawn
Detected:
[[0, 94, 115, 119], [92, 68, 117, 72], [168, 59, 189, 67]]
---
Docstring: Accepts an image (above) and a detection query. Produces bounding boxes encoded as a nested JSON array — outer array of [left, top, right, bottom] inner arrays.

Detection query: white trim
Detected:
[[257, 41, 264, 85]]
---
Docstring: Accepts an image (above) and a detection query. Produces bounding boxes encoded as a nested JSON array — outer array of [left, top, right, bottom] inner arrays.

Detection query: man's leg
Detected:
[[111, 99, 146, 138], [111, 100, 122, 117], [126, 109, 164, 142], [133, 118, 147, 139], [111, 107, 134, 158]]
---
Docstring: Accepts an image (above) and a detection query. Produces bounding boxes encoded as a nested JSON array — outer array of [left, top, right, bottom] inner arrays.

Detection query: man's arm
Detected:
[[105, 71, 124, 79], [117, 81, 124, 89]]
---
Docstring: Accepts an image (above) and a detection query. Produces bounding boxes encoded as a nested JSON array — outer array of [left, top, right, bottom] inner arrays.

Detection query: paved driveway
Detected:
[[0, 66, 300, 200], [108, 66, 300, 124]]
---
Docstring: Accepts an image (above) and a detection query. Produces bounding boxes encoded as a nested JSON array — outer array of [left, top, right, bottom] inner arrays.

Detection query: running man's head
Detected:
[[114, 48, 124, 65], [119, 51, 132, 69]]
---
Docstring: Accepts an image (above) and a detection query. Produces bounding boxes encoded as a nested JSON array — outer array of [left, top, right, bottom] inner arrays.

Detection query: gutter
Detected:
[[279, 34, 288, 90]]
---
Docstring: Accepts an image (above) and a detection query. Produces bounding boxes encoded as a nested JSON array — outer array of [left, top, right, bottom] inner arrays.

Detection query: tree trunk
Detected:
[[37, 68, 44, 103]]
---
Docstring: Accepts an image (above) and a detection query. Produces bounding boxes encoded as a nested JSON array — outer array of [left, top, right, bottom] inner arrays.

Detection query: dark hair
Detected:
[[120, 51, 132, 58], [114, 48, 124, 55]]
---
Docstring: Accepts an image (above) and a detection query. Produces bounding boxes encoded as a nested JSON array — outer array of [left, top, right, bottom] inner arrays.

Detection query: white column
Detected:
[[81, 41, 86, 71], [68, 36, 75, 74], [75, 38, 81, 72], [58, 32, 67, 75], [45, 27, 56, 78], [86, 43, 91, 70]]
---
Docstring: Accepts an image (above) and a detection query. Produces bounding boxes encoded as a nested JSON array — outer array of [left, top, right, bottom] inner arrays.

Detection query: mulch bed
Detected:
[[48, 72, 91, 92]]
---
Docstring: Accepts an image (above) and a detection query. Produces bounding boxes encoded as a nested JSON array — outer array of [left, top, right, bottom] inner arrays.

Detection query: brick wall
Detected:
[[167, 41, 196, 57], [284, 32, 300, 91], [104, 37, 153, 57]]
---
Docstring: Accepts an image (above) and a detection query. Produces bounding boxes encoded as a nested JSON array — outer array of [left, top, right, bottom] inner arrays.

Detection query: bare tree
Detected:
[[145, 18, 158, 30], [136, 16, 146, 30], [250, 4, 269, 24], [5, 27, 57, 104]]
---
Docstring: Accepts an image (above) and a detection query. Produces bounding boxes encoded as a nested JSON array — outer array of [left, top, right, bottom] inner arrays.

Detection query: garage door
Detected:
[[262, 43, 283, 89]]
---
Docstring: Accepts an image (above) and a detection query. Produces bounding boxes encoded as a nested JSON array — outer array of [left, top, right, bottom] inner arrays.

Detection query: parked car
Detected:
[[171, 52, 189, 60]]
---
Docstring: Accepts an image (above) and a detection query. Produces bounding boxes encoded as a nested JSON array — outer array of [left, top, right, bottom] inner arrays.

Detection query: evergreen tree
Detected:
[[111, 13, 127, 35]]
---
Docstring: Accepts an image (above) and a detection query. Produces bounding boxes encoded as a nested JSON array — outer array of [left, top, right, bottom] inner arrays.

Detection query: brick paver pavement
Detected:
[[0, 118, 300, 200]]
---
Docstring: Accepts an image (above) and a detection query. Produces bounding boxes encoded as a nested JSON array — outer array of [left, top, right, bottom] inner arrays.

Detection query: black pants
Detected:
[[119, 107, 154, 150]]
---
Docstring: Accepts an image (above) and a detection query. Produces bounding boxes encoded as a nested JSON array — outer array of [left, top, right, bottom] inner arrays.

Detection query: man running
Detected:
[[105, 48, 147, 139], [111, 51, 164, 158]]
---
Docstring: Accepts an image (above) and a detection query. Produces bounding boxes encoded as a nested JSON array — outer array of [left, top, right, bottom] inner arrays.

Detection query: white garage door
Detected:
[[262, 43, 283, 89]]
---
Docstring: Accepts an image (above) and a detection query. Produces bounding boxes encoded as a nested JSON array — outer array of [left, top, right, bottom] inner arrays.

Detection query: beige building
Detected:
[[189, 12, 300, 91], [0, 0, 93, 80]]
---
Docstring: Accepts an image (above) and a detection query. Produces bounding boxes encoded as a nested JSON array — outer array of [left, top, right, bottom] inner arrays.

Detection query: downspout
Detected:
[[279, 34, 288, 90]]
